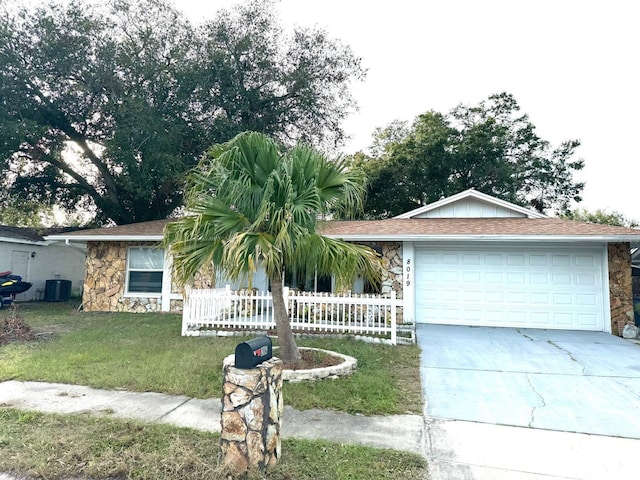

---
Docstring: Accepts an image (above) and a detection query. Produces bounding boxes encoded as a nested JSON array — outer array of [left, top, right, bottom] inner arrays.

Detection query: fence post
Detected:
[[282, 286, 289, 316], [181, 286, 191, 336], [390, 290, 397, 345]]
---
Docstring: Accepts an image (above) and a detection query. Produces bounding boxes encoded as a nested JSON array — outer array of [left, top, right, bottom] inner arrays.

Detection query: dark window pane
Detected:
[[316, 275, 332, 293], [128, 271, 163, 293]]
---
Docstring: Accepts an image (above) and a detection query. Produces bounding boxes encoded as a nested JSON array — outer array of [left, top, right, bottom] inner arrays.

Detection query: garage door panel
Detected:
[[415, 245, 605, 331], [465, 291, 483, 302], [577, 294, 597, 306], [530, 273, 549, 284], [442, 253, 459, 264], [531, 312, 551, 325], [576, 255, 596, 266], [463, 271, 482, 282], [462, 254, 482, 265], [441, 271, 459, 282], [506, 292, 527, 303], [576, 274, 596, 285], [418, 253, 439, 264], [507, 255, 525, 265], [485, 291, 503, 303], [485, 272, 503, 282], [506, 272, 525, 283], [552, 255, 571, 266], [485, 254, 503, 265], [553, 273, 572, 285], [530, 255, 548, 266], [577, 313, 599, 327], [530, 292, 549, 304], [554, 313, 574, 326], [421, 274, 439, 284], [552, 293, 573, 305], [507, 310, 527, 322]]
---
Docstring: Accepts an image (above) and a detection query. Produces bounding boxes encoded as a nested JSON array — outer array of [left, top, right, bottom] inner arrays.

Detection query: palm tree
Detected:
[[164, 132, 382, 363]]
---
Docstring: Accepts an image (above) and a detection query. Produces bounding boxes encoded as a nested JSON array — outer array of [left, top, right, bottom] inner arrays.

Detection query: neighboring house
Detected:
[[46, 189, 640, 335], [0, 226, 86, 301]]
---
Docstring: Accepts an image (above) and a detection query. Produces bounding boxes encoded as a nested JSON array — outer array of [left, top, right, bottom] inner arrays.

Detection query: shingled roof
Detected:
[[50, 219, 173, 240], [319, 218, 640, 239], [45, 217, 640, 243], [0, 225, 81, 244]]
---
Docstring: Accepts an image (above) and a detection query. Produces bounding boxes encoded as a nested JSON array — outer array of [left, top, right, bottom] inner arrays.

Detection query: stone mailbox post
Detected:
[[220, 349, 283, 475]]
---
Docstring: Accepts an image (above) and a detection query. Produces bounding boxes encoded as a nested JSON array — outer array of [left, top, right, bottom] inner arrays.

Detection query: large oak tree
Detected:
[[0, 0, 365, 225]]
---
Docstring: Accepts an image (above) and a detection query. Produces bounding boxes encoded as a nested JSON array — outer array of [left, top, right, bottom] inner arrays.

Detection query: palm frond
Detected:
[[164, 131, 379, 290]]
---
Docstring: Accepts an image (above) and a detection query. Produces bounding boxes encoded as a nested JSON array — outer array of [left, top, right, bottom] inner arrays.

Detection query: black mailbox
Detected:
[[234, 337, 273, 369]]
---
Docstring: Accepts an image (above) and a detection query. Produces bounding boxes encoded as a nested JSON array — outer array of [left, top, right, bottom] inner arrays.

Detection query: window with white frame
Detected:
[[126, 247, 164, 295]]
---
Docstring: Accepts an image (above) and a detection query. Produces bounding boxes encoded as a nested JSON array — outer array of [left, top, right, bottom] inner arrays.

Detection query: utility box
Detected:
[[234, 337, 273, 369], [44, 279, 72, 302]]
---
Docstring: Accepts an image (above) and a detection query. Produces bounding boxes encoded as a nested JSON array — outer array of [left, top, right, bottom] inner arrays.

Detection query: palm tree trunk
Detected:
[[270, 273, 300, 364]]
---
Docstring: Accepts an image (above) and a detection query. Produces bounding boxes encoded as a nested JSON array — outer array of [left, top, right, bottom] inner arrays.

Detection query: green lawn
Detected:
[[0, 408, 427, 480], [0, 301, 423, 415]]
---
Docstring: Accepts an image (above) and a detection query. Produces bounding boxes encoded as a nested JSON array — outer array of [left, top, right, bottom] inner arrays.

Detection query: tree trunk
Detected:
[[270, 273, 300, 364]]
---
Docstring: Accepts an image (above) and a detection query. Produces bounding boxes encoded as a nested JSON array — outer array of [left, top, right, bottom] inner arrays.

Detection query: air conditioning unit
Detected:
[[44, 279, 72, 302]]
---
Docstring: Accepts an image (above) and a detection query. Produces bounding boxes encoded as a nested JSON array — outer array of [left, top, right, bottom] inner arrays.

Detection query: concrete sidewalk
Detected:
[[0, 380, 425, 456], [425, 417, 640, 480], [4, 380, 640, 479]]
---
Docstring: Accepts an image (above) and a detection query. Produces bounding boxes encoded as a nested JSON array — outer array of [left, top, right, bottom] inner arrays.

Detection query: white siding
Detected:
[[413, 198, 526, 218], [0, 242, 86, 301]]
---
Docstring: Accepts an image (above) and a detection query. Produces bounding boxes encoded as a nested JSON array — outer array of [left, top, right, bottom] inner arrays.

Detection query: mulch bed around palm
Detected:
[[281, 348, 343, 370]]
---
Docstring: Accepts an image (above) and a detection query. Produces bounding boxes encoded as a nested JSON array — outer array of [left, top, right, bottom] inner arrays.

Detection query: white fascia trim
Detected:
[[44, 235, 163, 242], [394, 189, 547, 219], [325, 234, 640, 243], [0, 236, 49, 246]]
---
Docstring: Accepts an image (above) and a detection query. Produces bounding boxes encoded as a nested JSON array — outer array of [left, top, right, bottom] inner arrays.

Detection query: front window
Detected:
[[126, 247, 164, 294]]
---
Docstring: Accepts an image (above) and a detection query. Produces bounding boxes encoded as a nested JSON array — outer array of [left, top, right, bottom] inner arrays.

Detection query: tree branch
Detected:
[[20, 144, 114, 213], [24, 77, 120, 204]]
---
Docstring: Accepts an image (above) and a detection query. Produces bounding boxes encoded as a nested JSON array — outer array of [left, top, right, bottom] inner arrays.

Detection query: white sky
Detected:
[[182, 0, 639, 218]]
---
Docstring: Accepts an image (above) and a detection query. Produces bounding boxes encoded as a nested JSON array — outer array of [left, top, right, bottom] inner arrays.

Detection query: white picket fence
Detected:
[[182, 285, 399, 344]]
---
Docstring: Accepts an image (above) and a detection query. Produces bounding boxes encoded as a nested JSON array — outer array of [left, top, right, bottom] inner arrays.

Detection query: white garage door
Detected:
[[415, 244, 606, 330]]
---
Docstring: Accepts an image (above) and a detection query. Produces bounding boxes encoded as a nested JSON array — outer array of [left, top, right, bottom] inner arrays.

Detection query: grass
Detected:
[[0, 301, 423, 415], [0, 408, 427, 479]]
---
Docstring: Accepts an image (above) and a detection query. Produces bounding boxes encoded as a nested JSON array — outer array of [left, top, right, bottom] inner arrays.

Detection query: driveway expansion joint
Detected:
[[153, 397, 191, 422]]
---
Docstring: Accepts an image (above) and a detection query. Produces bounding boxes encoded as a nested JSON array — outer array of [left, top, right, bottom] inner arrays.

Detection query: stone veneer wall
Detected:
[[220, 355, 283, 474], [83, 241, 170, 313], [84, 240, 406, 315], [370, 242, 404, 323], [84, 241, 220, 313], [380, 242, 403, 299], [608, 242, 634, 336]]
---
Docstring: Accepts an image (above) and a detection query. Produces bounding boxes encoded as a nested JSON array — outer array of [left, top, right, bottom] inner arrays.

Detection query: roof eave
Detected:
[[44, 234, 163, 242], [0, 236, 49, 246], [324, 234, 640, 243]]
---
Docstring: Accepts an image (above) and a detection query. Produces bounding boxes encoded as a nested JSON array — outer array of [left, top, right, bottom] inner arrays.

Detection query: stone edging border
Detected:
[[275, 347, 357, 383]]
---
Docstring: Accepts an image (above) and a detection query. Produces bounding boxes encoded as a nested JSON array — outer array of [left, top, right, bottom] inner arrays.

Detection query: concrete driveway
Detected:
[[417, 324, 640, 438]]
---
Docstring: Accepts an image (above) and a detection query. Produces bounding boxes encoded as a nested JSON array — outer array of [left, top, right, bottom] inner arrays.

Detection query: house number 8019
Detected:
[[406, 259, 411, 286]]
